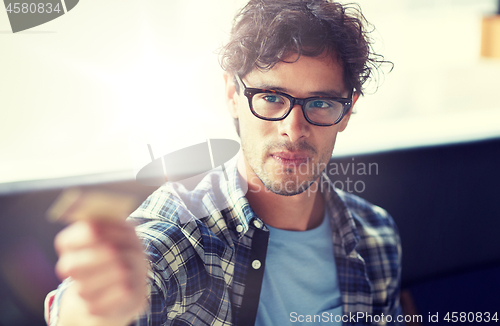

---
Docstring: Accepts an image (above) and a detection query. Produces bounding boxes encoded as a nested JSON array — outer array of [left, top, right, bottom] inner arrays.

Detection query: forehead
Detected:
[[245, 53, 346, 97]]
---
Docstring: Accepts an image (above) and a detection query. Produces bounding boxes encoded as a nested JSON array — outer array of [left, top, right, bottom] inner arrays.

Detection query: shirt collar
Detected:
[[212, 156, 360, 248], [321, 171, 360, 255], [219, 155, 258, 238]]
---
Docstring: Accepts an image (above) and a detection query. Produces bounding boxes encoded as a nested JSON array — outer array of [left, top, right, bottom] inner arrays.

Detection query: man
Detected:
[[47, 0, 402, 325]]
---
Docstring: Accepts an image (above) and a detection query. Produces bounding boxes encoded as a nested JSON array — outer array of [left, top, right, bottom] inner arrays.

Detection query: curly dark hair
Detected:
[[220, 0, 390, 96]]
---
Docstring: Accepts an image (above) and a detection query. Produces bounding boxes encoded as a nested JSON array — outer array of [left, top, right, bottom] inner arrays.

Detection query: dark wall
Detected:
[[1, 138, 499, 325], [330, 138, 500, 285], [329, 138, 500, 324]]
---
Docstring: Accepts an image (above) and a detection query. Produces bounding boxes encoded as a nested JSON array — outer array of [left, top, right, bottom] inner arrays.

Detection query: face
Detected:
[[225, 54, 358, 196]]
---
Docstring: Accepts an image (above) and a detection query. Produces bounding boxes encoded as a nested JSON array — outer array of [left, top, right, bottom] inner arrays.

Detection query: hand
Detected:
[[54, 220, 148, 326]]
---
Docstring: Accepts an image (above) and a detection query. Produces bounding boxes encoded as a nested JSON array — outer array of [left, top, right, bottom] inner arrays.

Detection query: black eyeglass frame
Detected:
[[236, 75, 354, 127]]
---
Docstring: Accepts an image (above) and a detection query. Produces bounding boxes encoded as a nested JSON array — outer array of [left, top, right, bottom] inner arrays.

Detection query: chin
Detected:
[[262, 175, 317, 197]]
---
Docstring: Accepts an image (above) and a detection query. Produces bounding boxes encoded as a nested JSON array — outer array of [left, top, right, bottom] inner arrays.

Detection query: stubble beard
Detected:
[[241, 138, 326, 196], [257, 163, 317, 196]]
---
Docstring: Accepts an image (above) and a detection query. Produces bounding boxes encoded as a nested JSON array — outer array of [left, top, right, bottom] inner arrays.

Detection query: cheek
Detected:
[[238, 111, 260, 149], [238, 114, 253, 140], [235, 99, 252, 131], [239, 109, 272, 139], [317, 131, 339, 162]]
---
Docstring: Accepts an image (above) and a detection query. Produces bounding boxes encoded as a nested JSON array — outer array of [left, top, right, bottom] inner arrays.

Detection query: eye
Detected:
[[262, 95, 283, 103], [309, 100, 331, 108]]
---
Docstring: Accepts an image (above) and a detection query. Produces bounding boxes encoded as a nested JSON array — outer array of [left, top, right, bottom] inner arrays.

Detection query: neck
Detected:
[[238, 157, 325, 231]]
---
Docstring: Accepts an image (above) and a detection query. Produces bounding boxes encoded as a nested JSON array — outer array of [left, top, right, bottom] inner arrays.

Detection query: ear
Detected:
[[338, 92, 360, 132], [223, 73, 239, 119]]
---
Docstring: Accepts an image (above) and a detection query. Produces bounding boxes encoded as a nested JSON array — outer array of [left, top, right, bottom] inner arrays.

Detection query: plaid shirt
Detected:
[[46, 158, 403, 326]]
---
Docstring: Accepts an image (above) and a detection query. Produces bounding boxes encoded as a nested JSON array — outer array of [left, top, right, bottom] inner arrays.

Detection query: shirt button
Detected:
[[236, 225, 244, 233], [253, 220, 262, 229], [252, 260, 261, 270]]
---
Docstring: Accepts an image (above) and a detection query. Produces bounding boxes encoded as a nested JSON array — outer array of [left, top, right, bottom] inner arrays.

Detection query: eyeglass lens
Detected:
[[252, 93, 344, 125]]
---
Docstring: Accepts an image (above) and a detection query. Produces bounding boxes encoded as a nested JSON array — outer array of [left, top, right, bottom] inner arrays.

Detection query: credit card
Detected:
[[47, 187, 138, 223]]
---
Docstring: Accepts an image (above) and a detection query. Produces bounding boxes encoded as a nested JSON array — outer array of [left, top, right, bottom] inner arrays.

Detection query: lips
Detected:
[[271, 152, 310, 165]]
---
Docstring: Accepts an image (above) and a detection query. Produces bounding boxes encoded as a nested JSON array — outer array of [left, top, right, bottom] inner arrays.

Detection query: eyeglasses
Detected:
[[236, 75, 353, 127]]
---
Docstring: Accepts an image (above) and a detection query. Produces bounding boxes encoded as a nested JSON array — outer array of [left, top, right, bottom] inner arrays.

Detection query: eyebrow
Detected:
[[253, 83, 345, 98]]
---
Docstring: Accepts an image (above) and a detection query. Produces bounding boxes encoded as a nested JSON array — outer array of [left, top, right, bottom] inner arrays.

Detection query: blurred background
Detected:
[[1, 0, 499, 325]]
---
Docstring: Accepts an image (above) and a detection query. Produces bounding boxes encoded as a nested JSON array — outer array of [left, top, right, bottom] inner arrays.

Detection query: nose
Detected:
[[278, 104, 311, 143]]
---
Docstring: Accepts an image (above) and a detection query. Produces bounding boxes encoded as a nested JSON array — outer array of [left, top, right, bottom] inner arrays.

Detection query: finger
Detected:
[[77, 246, 145, 285], [55, 220, 139, 255], [54, 221, 100, 254], [86, 279, 148, 318], [73, 260, 129, 301], [92, 221, 142, 250], [55, 243, 117, 280]]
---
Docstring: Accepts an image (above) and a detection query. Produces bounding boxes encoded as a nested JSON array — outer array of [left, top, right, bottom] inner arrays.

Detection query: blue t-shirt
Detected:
[[255, 213, 343, 325]]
